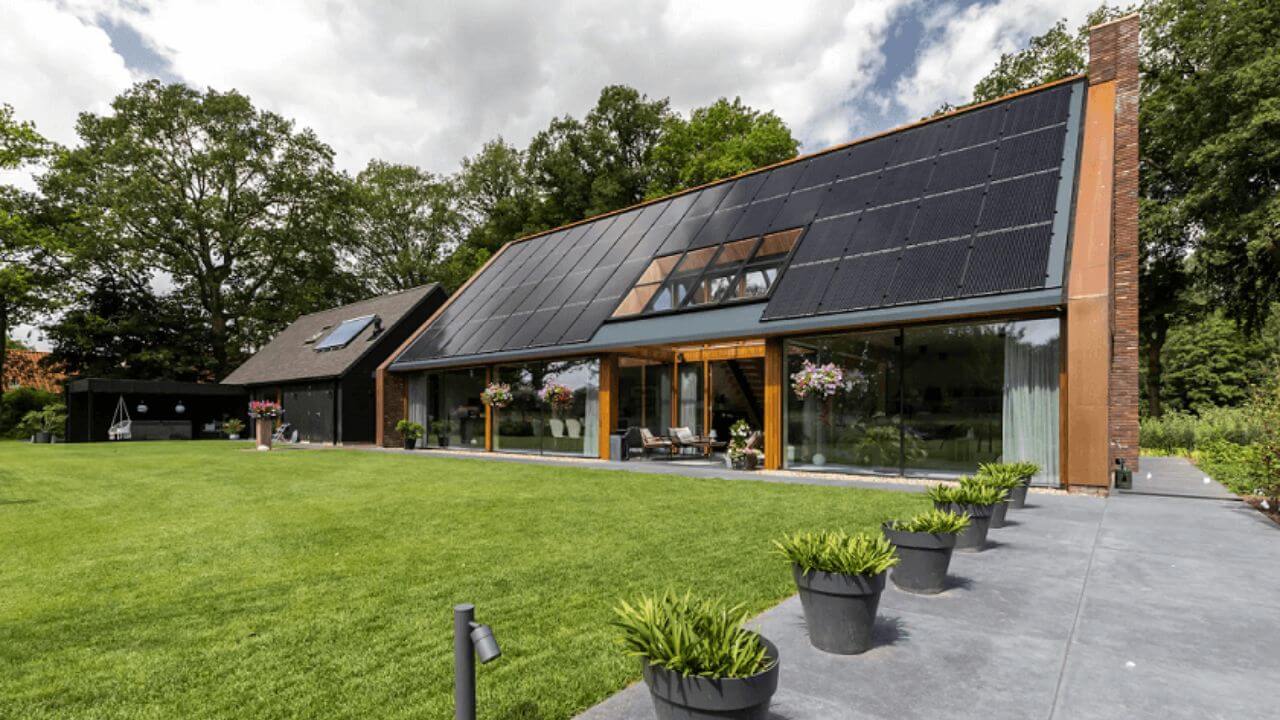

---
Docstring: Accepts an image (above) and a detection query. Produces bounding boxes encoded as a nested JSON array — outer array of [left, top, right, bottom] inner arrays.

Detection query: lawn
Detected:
[[0, 441, 925, 719]]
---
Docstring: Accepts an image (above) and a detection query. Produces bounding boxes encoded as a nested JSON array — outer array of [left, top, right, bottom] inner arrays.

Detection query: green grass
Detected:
[[0, 441, 924, 719]]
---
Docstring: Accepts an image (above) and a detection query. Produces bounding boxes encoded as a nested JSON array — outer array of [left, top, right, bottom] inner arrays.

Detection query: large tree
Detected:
[[41, 81, 355, 378], [646, 98, 799, 198], [0, 104, 60, 391], [455, 138, 533, 256], [345, 159, 466, 293]]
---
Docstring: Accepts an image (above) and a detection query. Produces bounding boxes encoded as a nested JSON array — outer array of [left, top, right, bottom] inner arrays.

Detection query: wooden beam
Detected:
[[764, 337, 784, 470], [599, 354, 619, 459], [484, 367, 494, 452]]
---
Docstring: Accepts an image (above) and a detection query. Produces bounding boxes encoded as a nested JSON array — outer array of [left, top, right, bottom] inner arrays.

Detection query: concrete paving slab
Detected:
[[1126, 455, 1236, 499]]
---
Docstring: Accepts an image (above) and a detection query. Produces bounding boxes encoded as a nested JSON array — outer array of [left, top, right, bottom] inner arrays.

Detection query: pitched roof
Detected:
[[222, 284, 444, 386], [3, 350, 66, 393], [392, 77, 1084, 371]]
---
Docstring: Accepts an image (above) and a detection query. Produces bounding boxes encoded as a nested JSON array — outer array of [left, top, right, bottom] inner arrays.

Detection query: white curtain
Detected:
[[582, 372, 600, 457], [407, 373, 429, 448], [1003, 321, 1060, 486], [680, 366, 701, 435]]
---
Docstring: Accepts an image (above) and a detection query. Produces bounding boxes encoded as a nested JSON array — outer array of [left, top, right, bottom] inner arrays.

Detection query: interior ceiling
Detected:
[[394, 79, 1082, 367]]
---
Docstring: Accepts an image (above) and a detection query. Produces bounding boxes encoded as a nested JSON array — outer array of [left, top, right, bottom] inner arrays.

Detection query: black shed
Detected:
[[65, 378, 249, 443], [220, 284, 446, 445]]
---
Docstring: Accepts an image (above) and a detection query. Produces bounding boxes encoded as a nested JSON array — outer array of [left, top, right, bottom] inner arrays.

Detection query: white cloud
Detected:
[[890, 0, 1103, 121]]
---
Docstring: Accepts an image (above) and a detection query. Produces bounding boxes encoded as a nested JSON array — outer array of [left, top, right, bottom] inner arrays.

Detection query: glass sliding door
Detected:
[[784, 330, 901, 473], [494, 358, 600, 457], [406, 368, 486, 449], [617, 360, 671, 436]]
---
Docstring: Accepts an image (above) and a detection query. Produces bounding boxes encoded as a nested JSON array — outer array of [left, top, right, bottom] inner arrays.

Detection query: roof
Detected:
[[222, 284, 445, 386], [391, 78, 1085, 372], [3, 350, 66, 393], [68, 378, 248, 396]]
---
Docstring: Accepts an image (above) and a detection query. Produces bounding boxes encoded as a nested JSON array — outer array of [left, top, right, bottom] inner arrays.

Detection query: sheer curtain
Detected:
[[407, 373, 429, 449], [1003, 320, 1060, 486], [582, 376, 600, 457], [679, 366, 701, 434]]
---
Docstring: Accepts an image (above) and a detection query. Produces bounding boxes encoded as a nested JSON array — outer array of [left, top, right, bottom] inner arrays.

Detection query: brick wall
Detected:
[[1088, 15, 1141, 473], [380, 371, 407, 447]]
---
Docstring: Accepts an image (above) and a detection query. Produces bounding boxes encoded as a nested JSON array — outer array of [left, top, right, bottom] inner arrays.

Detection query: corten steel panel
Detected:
[[1065, 80, 1117, 489], [763, 338, 784, 470], [599, 354, 619, 459]]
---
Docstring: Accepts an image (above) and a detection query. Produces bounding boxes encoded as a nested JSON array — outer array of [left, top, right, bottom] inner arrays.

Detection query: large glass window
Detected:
[[407, 368, 486, 449], [677, 363, 704, 435], [494, 358, 600, 457], [783, 318, 1060, 483], [617, 359, 670, 435]]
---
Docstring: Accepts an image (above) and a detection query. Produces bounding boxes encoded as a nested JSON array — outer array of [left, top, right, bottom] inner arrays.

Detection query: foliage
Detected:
[[222, 418, 244, 436], [455, 138, 534, 256], [248, 400, 282, 419], [790, 359, 865, 400], [888, 509, 971, 535], [537, 381, 575, 409], [40, 81, 357, 378], [975, 463, 1026, 490], [394, 419, 425, 440], [927, 481, 1006, 507], [344, 160, 465, 294], [726, 419, 758, 461], [647, 97, 799, 198], [1193, 441, 1269, 498], [773, 530, 899, 577], [1008, 461, 1042, 482], [21, 402, 66, 435], [613, 590, 774, 679], [1249, 374, 1280, 502], [429, 419, 452, 437], [1158, 311, 1277, 413], [0, 386, 59, 438], [1139, 406, 1262, 452], [480, 382, 512, 408]]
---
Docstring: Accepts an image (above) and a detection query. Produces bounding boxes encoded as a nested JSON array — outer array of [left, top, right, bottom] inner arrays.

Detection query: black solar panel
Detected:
[[394, 78, 1082, 364]]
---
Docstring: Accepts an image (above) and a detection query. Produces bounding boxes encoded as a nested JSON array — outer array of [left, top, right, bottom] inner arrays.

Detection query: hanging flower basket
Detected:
[[481, 382, 513, 409], [538, 382, 575, 411], [790, 360, 865, 400], [248, 400, 283, 419]]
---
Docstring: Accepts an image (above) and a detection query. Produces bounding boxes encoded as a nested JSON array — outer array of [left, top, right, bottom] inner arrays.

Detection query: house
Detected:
[[64, 378, 248, 442], [3, 350, 66, 394], [375, 16, 1139, 493], [223, 284, 446, 445]]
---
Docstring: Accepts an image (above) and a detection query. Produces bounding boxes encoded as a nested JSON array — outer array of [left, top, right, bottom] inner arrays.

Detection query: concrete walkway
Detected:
[[578, 489, 1279, 719], [1124, 455, 1237, 500]]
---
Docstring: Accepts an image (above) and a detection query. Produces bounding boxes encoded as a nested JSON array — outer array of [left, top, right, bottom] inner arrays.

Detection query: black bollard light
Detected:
[[454, 603, 501, 720]]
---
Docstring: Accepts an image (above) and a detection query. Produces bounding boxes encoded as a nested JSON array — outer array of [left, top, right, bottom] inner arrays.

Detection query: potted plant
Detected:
[[1006, 461, 1041, 508], [927, 482, 1006, 552], [396, 419, 425, 450], [774, 530, 898, 654], [972, 467, 1023, 528], [430, 419, 452, 447], [480, 382, 513, 409], [223, 418, 245, 440], [23, 403, 66, 444], [725, 419, 759, 470], [248, 400, 282, 451], [883, 509, 970, 594], [537, 381, 574, 414], [614, 590, 779, 720]]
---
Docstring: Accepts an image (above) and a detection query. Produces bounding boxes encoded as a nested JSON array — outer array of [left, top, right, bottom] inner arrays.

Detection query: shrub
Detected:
[[976, 463, 1025, 489], [223, 418, 245, 436], [20, 402, 67, 437], [927, 481, 1006, 506], [1140, 406, 1262, 453], [773, 530, 898, 577], [1007, 461, 1041, 481], [613, 591, 774, 679], [0, 387, 60, 438], [395, 419, 425, 440], [888, 509, 970, 534]]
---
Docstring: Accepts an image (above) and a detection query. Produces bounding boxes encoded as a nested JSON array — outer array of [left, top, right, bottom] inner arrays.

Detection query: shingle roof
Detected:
[[393, 78, 1084, 370], [222, 285, 444, 386]]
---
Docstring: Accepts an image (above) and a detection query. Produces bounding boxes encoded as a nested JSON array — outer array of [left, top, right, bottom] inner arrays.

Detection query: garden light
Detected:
[[454, 603, 501, 720]]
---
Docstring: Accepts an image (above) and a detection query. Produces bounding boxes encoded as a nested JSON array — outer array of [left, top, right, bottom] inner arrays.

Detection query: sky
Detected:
[[1, 0, 1105, 349]]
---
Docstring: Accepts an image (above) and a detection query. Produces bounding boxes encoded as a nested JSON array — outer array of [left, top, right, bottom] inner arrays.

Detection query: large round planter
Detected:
[[989, 499, 1010, 529], [883, 524, 957, 594], [811, 453, 827, 467], [643, 636, 779, 720], [255, 418, 273, 451], [792, 565, 885, 655], [1008, 482, 1030, 509], [934, 502, 995, 552], [403, 437, 416, 450], [436, 436, 449, 448], [34, 431, 52, 444]]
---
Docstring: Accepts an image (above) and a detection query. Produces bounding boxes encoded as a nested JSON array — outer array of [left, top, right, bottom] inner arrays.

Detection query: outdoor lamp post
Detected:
[[454, 603, 501, 720]]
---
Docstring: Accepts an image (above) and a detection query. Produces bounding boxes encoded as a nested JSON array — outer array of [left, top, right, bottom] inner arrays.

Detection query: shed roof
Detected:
[[222, 284, 444, 386]]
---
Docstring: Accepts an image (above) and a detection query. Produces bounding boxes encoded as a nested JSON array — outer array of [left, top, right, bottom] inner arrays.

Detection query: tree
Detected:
[[647, 98, 799, 198], [41, 81, 355, 378], [1, 103, 60, 393], [345, 160, 466, 293], [456, 138, 533, 256], [1159, 311, 1275, 413]]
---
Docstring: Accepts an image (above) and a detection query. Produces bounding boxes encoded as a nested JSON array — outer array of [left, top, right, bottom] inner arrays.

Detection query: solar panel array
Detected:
[[394, 80, 1079, 364]]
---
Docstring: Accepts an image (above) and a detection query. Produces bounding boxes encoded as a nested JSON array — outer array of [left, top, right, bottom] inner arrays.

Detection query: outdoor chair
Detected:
[[638, 428, 673, 458], [549, 418, 565, 438], [565, 418, 582, 439], [669, 426, 703, 456]]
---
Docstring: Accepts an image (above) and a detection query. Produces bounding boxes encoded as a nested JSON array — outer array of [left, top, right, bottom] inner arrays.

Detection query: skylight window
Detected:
[[314, 315, 376, 351]]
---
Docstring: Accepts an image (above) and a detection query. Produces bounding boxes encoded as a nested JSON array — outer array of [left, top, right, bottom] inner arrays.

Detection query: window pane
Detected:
[[417, 367, 486, 449], [612, 283, 659, 317], [754, 228, 803, 260], [495, 365, 541, 453], [637, 254, 681, 285], [541, 358, 600, 457]]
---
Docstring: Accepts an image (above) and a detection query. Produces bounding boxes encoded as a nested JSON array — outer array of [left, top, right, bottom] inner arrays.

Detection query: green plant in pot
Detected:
[[223, 418, 245, 440], [430, 419, 452, 447], [927, 482, 1006, 552], [725, 419, 759, 470], [969, 469, 1022, 529], [23, 403, 66, 443], [883, 509, 970, 594], [395, 419, 425, 450], [614, 590, 779, 720], [1005, 461, 1041, 508], [774, 530, 898, 654]]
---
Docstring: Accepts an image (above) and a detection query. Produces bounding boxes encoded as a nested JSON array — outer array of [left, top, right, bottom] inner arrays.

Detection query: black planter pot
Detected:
[[792, 565, 885, 655], [934, 502, 995, 552], [643, 636, 779, 720], [883, 524, 957, 594], [437, 436, 449, 448], [34, 431, 52, 444], [1008, 482, 1030, 509], [403, 437, 416, 450], [989, 500, 1010, 529]]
